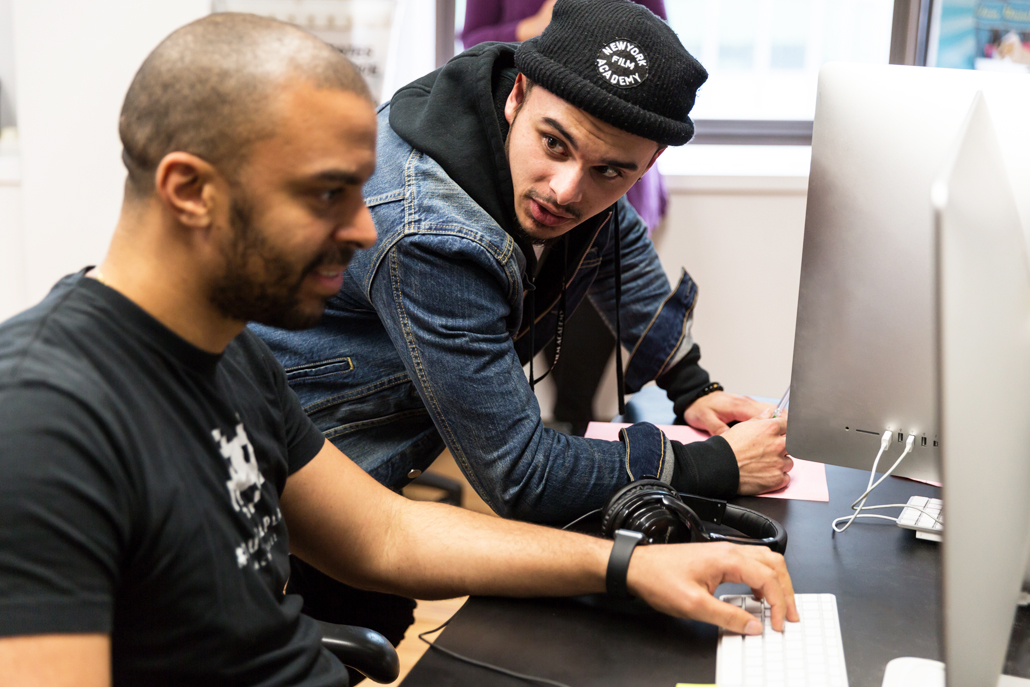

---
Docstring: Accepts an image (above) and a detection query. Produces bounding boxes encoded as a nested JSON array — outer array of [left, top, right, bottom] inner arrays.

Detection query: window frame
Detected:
[[434, 0, 932, 146]]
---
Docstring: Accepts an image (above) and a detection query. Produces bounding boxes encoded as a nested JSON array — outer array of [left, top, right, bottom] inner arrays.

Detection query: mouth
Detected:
[[307, 265, 347, 294], [528, 198, 575, 228]]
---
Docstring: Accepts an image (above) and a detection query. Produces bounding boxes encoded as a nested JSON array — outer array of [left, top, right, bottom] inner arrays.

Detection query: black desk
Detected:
[[402, 464, 1028, 687]]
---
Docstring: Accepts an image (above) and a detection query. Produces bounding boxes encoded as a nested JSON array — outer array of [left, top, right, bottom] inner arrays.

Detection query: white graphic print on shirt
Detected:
[[213, 421, 265, 516], [212, 420, 282, 569]]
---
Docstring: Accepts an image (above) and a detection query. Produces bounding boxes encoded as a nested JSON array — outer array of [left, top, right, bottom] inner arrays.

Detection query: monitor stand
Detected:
[[881, 657, 1030, 686]]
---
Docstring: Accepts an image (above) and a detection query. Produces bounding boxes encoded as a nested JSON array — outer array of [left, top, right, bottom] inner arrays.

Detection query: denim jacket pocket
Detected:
[[284, 357, 355, 384]]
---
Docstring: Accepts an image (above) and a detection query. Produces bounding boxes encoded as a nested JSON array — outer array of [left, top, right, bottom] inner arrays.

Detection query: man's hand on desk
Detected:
[[627, 541, 799, 634], [683, 391, 773, 435], [722, 410, 792, 495]]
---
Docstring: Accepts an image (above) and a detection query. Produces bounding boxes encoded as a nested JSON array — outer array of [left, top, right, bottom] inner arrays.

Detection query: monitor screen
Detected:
[[786, 63, 1030, 483], [933, 92, 1030, 687]]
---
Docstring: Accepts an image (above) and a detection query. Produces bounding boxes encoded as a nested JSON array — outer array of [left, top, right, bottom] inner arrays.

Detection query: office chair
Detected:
[[315, 619, 400, 684]]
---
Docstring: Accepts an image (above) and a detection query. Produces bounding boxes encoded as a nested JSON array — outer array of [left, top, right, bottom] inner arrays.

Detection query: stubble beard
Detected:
[[505, 109, 580, 249], [208, 191, 350, 331]]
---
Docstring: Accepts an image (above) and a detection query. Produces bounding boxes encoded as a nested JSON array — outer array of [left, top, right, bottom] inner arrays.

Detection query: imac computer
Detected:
[[881, 93, 1030, 687], [786, 63, 1030, 483], [789, 63, 1030, 686]]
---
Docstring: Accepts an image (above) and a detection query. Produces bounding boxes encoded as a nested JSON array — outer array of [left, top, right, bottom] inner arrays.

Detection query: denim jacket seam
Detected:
[[284, 356, 353, 374], [387, 247, 453, 449], [361, 148, 423, 299], [623, 269, 697, 375], [657, 436, 666, 479], [324, 407, 432, 440], [414, 224, 512, 261], [365, 189, 405, 207], [387, 247, 498, 511], [372, 227, 520, 307], [301, 372, 411, 414]]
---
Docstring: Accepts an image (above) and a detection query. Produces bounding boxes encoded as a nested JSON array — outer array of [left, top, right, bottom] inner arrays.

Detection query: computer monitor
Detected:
[[883, 90, 1030, 687], [932, 93, 1030, 687], [786, 63, 1030, 482]]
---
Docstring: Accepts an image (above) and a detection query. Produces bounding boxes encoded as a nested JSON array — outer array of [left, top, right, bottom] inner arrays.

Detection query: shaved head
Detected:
[[119, 12, 372, 198]]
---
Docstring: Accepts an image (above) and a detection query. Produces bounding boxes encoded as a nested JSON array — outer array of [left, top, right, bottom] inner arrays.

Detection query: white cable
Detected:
[[831, 503, 943, 529], [847, 433, 916, 508], [832, 431, 893, 533], [833, 433, 922, 533]]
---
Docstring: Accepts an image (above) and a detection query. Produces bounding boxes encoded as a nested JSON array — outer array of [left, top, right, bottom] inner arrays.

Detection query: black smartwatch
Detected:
[[606, 529, 647, 598]]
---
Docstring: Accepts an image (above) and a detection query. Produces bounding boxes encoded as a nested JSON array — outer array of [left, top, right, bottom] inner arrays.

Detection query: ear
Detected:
[[645, 146, 666, 173], [153, 152, 222, 229], [504, 73, 530, 125]]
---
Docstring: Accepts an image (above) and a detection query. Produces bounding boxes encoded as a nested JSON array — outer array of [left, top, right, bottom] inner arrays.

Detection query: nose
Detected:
[[336, 203, 377, 250], [549, 164, 584, 207]]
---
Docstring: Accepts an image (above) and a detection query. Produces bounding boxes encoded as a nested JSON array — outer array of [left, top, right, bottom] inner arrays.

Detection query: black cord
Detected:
[[418, 620, 573, 687], [611, 205, 625, 415]]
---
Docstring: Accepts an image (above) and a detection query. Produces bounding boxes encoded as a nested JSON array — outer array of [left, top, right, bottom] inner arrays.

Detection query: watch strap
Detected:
[[606, 529, 647, 598]]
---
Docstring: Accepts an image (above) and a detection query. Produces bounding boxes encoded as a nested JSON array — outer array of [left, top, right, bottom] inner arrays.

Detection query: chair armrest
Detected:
[[315, 620, 400, 684]]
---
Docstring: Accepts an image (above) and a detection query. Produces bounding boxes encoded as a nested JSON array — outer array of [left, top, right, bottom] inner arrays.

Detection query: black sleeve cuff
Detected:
[[669, 435, 739, 498], [654, 344, 711, 419]]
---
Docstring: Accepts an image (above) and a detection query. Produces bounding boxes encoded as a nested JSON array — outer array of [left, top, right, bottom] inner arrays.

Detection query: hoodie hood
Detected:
[[389, 43, 524, 249]]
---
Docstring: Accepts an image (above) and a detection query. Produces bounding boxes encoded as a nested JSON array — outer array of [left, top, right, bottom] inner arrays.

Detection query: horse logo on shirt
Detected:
[[212, 421, 265, 517]]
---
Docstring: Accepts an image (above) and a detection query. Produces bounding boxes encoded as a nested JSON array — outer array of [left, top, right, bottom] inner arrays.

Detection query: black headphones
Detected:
[[601, 479, 788, 554]]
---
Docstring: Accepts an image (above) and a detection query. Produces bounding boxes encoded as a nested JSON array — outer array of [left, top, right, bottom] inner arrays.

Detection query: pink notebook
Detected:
[[584, 422, 829, 502]]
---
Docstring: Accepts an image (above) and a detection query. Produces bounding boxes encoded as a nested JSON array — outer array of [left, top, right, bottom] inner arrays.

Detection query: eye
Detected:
[[321, 188, 344, 204], [544, 135, 565, 154], [597, 166, 622, 180]]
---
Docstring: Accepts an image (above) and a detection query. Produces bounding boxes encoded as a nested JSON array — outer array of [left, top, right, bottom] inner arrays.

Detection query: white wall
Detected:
[[381, 0, 436, 103], [654, 177, 808, 400], [11, 0, 209, 309], [577, 177, 808, 421], [0, 155, 21, 320], [0, 0, 16, 128]]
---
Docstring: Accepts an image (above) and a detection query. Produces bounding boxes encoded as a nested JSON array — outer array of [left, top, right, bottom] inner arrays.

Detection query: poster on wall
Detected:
[[212, 0, 397, 101], [934, 0, 1030, 71]]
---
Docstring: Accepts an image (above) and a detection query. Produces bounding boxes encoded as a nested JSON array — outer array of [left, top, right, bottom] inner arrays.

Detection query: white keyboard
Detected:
[[716, 593, 848, 687], [896, 495, 943, 542]]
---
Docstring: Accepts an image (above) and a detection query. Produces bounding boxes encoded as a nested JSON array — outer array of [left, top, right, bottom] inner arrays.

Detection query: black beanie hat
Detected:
[[514, 0, 707, 146]]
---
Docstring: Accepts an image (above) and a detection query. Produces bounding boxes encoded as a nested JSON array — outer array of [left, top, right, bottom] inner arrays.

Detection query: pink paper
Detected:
[[584, 422, 829, 503]]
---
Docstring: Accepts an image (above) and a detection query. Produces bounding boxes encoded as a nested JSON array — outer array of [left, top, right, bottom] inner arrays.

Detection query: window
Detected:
[[441, 0, 899, 145], [667, 0, 895, 122]]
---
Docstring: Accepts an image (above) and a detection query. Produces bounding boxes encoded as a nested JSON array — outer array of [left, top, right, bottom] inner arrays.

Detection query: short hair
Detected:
[[119, 12, 372, 198]]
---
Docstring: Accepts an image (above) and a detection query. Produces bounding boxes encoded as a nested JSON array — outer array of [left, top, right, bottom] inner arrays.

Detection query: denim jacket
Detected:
[[253, 107, 713, 522]]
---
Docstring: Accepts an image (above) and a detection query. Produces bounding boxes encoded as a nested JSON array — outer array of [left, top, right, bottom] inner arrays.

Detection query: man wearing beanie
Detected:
[[253, 0, 792, 635], [256, 0, 790, 523]]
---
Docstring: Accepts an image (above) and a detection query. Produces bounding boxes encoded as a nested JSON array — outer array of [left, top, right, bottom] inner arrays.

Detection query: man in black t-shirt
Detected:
[[0, 13, 797, 686]]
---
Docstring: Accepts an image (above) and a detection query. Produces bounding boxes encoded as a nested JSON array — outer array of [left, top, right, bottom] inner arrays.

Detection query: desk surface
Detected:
[[401, 464, 1030, 687]]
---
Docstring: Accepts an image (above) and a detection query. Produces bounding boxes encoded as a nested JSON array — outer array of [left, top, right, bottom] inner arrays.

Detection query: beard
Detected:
[[208, 192, 351, 330]]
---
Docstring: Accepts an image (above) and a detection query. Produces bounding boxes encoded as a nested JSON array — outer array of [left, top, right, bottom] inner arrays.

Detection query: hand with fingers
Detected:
[[684, 391, 773, 436], [626, 541, 800, 635], [721, 409, 793, 495]]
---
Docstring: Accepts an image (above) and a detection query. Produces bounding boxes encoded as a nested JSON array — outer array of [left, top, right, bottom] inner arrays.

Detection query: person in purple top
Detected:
[[463, 0, 670, 435]]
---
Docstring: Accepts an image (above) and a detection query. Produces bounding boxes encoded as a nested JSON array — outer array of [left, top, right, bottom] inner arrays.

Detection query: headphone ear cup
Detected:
[[602, 479, 665, 537], [601, 479, 690, 542]]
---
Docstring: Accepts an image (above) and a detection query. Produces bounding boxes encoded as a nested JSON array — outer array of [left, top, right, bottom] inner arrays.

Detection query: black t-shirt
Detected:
[[0, 272, 344, 686]]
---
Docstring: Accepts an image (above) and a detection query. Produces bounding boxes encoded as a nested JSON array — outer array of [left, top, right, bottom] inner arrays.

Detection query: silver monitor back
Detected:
[[934, 94, 1030, 687], [787, 63, 1030, 480]]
